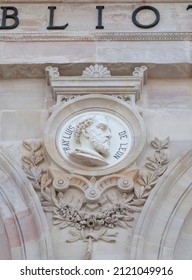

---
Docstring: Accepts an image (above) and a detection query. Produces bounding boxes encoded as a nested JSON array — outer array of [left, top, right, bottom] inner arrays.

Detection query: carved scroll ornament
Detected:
[[22, 136, 169, 259]]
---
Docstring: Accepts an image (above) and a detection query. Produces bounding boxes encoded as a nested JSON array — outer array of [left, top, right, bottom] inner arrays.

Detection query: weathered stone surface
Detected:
[[0, 149, 52, 259], [0, 63, 192, 79], [1, 0, 192, 261], [0, 3, 191, 33], [1, 111, 48, 141], [130, 149, 192, 259], [0, 78, 46, 110]]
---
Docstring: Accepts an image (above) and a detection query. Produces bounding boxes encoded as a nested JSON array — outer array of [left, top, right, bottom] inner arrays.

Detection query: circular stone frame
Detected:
[[44, 94, 146, 176]]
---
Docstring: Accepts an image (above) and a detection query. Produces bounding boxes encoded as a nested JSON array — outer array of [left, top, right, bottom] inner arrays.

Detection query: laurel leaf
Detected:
[[117, 220, 128, 229], [23, 141, 33, 151], [158, 165, 167, 176], [44, 179, 52, 188], [66, 236, 82, 243], [134, 186, 141, 199], [41, 201, 53, 206], [59, 221, 69, 229], [123, 215, 134, 221], [137, 178, 146, 186], [80, 229, 85, 239], [42, 206, 53, 212], [34, 154, 44, 165], [142, 190, 151, 199], [161, 137, 170, 149], [41, 173, 48, 188], [147, 156, 157, 163], [99, 236, 116, 242], [22, 156, 32, 165], [41, 190, 52, 202], [145, 162, 158, 171], [33, 143, 41, 151], [132, 198, 146, 206], [151, 138, 161, 149], [69, 228, 82, 237]]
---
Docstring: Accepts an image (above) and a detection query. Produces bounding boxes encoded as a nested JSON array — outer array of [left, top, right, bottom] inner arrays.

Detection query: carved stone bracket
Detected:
[[46, 64, 147, 106]]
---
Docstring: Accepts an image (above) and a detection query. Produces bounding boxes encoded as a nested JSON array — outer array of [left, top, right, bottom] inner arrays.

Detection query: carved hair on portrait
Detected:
[[68, 114, 112, 166]]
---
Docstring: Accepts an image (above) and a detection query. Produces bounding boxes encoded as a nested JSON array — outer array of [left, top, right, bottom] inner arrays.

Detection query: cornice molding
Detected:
[[0, 63, 190, 79], [1, 32, 192, 41], [0, 0, 189, 2]]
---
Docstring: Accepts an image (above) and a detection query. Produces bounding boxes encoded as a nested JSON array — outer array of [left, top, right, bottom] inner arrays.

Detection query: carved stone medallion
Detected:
[[44, 94, 146, 176], [57, 112, 132, 168]]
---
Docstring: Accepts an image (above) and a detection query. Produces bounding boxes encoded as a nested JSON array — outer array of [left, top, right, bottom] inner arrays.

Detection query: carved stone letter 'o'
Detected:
[[132, 5, 160, 29]]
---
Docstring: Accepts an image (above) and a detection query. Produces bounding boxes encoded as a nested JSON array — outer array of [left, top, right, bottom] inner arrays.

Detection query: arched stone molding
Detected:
[[0, 149, 52, 259], [130, 149, 192, 259]]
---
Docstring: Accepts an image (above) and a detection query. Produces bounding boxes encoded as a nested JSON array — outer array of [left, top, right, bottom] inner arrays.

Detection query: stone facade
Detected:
[[0, 1, 192, 260]]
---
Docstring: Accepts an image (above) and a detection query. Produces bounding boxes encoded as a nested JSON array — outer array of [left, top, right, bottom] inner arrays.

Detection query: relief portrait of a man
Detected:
[[68, 115, 112, 166]]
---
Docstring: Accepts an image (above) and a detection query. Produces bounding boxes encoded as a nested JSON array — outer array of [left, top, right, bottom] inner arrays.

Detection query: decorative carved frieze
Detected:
[[0, 63, 189, 80], [1, 32, 192, 42], [22, 136, 169, 259]]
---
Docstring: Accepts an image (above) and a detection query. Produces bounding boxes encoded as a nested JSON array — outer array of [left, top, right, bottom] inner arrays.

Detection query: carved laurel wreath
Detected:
[[22, 137, 169, 259]]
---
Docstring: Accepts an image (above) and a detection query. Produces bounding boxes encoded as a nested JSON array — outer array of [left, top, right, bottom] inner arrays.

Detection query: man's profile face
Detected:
[[86, 115, 111, 156]]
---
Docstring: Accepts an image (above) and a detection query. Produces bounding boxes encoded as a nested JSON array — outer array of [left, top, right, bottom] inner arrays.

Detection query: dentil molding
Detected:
[[1, 32, 192, 41]]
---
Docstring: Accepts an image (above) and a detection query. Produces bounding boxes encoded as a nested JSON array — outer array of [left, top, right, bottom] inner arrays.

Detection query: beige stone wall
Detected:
[[0, 69, 191, 157], [0, 0, 192, 260], [0, 78, 51, 163], [0, 74, 191, 259], [0, 2, 191, 33], [1, 76, 191, 161], [1, 3, 192, 67]]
